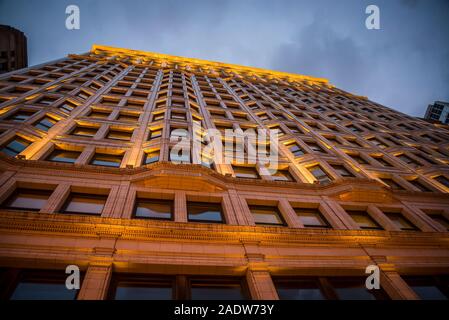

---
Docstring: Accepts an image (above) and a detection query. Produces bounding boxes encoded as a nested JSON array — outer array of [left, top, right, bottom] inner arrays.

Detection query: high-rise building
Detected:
[[0, 45, 448, 300], [424, 101, 449, 125], [0, 25, 28, 74]]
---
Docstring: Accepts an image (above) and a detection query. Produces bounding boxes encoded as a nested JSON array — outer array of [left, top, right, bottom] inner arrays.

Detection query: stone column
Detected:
[[78, 263, 112, 300], [246, 268, 279, 300], [379, 264, 419, 300]]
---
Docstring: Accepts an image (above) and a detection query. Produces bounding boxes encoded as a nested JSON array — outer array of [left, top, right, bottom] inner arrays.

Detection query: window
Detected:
[[109, 275, 174, 300], [427, 213, 449, 230], [190, 279, 247, 300], [187, 202, 223, 223], [286, 142, 305, 157], [90, 153, 123, 167], [346, 210, 383, 230], [106, 129, 133, 141], [295, 207, 330, 228], [148, 127, 162, 140], [434, 175, 449, 188], [383, 211, 418, 231], [396, 154, 419, 168], [1, 136, 32, 156], [275, 278, 326, 300], [233, 166, 259, 179], [108, 275, 247, 300], [368, 138, 387, 148], [143, 150, 159, 165], [34, 116, 57, 131], [59, 101, 77, 113], [153, 113, 165, 121], [61, 193, 107, 215], [71, 125, 98, 137], [272, 169, 295, 182], [46, 149, 81, 163], [380, 178, 405, 190], [331, 164, 354, 177], [171, 112, 186, 120], [373, 156, 393, 167], [8, 270, 79, 300], [308, 165, 332, 184], [403, 277, 449, 300], [274, 277, 387, 300], [408, 179, 432, 192], [249, 205, 286, 226], [307, 142, 325, 153], [89, 109, 110, 119], [350, 154, 368, 164], [118, 113, 140, 122], [133, 198, 173, 220], [6, 110, 36, 122], [329, 277, 387, 300], [1, 188, 52, 211]]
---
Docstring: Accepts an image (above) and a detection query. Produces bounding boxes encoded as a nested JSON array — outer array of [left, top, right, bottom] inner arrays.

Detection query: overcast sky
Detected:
[[1, 0, 448, 116]]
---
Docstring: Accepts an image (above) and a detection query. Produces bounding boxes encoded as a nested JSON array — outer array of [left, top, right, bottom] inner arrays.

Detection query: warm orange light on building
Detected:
[[0, 45, 448, 300]]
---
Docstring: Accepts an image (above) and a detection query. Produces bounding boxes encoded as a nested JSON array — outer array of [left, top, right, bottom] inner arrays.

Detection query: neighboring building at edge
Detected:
[[0, 25, 28, 74], [424, 101, 449, 125], [0, 44, 448, 301]]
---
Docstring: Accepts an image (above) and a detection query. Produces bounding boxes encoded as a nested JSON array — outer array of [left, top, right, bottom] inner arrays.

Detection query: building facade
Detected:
[[0, 45, 448, 300], [0, 25, 27, 74], [424, 101, 449, 125]]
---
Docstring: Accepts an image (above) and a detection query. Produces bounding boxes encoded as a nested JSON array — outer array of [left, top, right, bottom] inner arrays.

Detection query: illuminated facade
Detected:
[[0, 45, 448, 300]]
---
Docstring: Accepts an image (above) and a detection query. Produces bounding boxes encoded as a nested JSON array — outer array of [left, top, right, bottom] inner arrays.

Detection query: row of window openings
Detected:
[[5, 270, 448, 300], [1, 188, 448, 231], [1, 137, 447, 191]]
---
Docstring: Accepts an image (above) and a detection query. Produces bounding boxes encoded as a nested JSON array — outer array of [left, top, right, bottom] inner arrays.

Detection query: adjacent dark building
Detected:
[[0, 25, 28, 74], [425, 101, 449, 125]]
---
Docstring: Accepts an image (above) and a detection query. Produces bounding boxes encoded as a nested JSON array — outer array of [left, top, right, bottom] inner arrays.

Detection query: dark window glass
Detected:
[[233, 166, 260, 179], [428, 214, 449, 230], [435, 175, 449, 188], [59, 101, 77, 113], [347, 210, 383, 230], [134, 199, 173, 220], [249, 205, 286, 226], [331, 164, 354, 177], [2, 188, 52, 211], [113, 281, 173, 300], [61, 193, 107, 215], [308, 142, 325, 153], [1, 136, 31, 156], [295, 208, 330, 228], [90, 153, 123, 167], [404, 277, 449, 300], [308, 165, 332, 184], [143, 150, 159, 164], [329, 278, 384, 300], [409, 179, 432, 192], [275, 279, 325, 300], [384, 212, 418, 231], [380, 178, 405, 190], [35, 116, 57, 131], [109, 274, 173, 300], [187, 202, 223, 223], [10, 270, 78, 300], [6, 110, 36, 122], [190, 280, 246, 300], [287, 143, 305, 157], [272, 169, 295, 182], [47, 149, 81, 163]]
